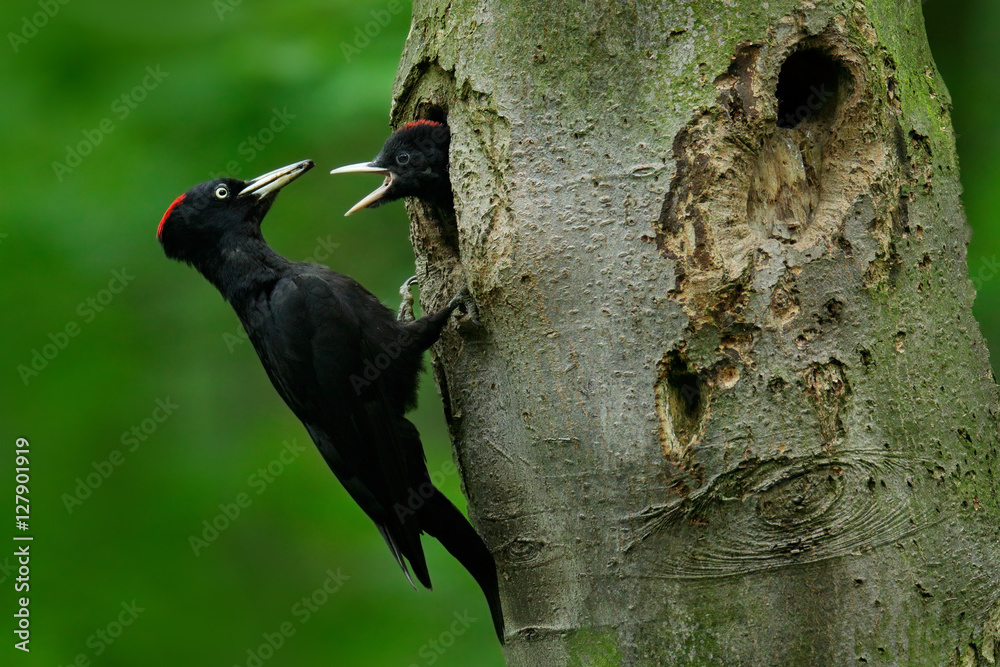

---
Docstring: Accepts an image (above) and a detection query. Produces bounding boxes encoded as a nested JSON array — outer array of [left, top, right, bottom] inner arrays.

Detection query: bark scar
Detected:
[[802, 358, 851, 446], [625, 451, 937, 579], [654, 17, 909, 329]]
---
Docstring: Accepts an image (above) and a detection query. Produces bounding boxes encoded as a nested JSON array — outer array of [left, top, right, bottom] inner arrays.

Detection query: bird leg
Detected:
[[396, 275, 419, 322], [403, 283, 483, 352], [399, 277, 479, 327]]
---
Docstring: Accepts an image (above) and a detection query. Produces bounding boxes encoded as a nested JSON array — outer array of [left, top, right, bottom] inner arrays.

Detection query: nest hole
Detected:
[[776, 49, 849, 129], [657, 353, 703, 444]]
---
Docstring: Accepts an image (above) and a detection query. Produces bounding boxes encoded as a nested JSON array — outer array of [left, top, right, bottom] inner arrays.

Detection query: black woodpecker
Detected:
[[157, 159, 503, 642], [330, 120, 451, 215]]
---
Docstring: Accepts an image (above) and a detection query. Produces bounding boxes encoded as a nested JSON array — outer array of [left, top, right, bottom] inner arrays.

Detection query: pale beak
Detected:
[[239, 160, 314, 198], [330, 162, 394, 216]]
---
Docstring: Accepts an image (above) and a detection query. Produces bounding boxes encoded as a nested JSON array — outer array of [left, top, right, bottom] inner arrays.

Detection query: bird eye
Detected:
[[395, 152, 410, 166], [215, 185, 229, 199]]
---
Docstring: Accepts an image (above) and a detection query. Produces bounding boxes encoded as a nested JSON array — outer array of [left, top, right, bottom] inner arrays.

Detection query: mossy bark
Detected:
[[391, 1, 1000, 664]]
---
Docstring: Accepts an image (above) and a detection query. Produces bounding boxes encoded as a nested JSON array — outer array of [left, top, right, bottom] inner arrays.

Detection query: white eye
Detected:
[[215, 185, 229, 199]]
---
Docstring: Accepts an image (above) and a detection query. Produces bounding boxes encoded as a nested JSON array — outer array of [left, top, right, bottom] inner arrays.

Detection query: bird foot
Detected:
[[448, 286, 482, 331], [396, 275, 419, 322]]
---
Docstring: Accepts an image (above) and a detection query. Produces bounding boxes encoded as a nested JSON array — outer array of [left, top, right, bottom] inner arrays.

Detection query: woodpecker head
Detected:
[[331, 120, 450, 215], [157, 160, 313, 265]]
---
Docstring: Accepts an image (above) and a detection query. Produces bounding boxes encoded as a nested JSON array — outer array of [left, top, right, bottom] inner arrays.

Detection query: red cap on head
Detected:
[[397, 120, 443, 132], [157, 193, 186, 240]]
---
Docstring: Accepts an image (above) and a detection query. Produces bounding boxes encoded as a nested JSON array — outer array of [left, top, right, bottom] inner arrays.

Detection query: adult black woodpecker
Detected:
[[330, 120, 451, 215], [156, 160, 503, 642]]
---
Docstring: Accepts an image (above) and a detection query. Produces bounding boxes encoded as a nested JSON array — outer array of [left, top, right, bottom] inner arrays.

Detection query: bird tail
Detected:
[[418, 487, 505, 643], [375, 523, 426, 590]]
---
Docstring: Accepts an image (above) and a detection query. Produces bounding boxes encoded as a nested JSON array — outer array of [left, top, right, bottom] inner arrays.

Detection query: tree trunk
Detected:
[[391, 1, 1000, 664]]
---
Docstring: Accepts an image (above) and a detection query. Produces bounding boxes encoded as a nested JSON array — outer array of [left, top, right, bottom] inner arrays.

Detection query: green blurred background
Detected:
[[0, 1, 995, 666]]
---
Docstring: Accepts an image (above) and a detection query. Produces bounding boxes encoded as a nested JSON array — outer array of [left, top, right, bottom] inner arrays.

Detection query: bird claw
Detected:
[[397, 275, 418, 322], [449, 286, 482, 330]]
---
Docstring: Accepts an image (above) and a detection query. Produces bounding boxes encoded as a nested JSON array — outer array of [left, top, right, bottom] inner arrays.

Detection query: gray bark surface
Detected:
[[391, 1, 1000, 664]]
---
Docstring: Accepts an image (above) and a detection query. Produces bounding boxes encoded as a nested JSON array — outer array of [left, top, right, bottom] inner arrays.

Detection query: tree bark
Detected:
[[391, 1, 1000, 664]]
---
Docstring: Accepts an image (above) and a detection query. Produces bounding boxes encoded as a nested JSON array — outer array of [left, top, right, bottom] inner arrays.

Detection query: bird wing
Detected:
[[244, 271, 430, 587]]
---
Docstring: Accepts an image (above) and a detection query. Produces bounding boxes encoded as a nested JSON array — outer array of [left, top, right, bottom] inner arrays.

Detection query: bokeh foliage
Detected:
[[0, 1, 994, 666]]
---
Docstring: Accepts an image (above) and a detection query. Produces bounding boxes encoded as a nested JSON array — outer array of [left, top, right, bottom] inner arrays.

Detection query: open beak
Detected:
[[330, 162, 393, 216], [239, 160, 314, 199]]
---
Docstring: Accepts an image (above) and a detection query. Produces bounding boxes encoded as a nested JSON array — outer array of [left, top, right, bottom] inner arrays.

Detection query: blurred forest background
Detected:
[[0, 1, 995, 666]]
